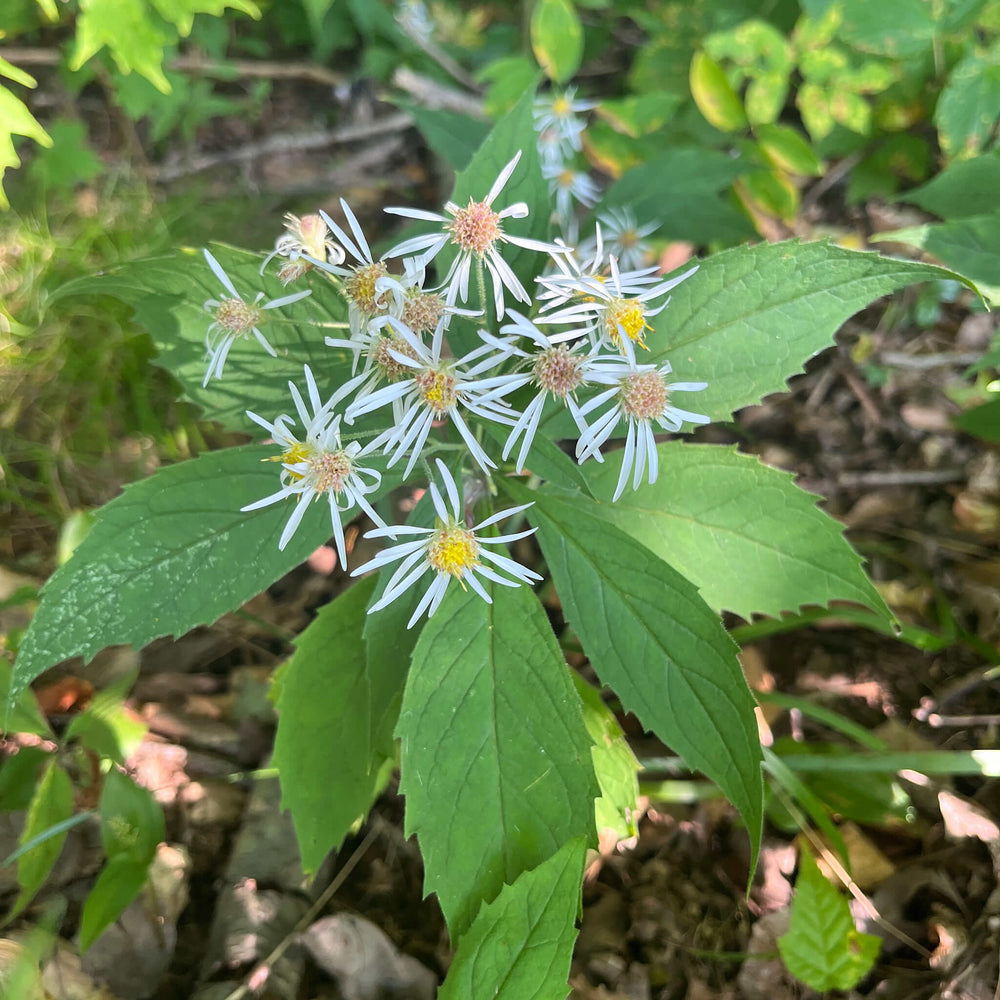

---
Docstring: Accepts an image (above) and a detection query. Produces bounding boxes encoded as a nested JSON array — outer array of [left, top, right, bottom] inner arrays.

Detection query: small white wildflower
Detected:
[[576, 338, 710, 500], [202, 249, 310, 387], [585, 207, 660, 272], [543, 163, 600, 224], [533, 87, 595, 156], [352, 458, 541, 628], [261, 213, 346, 284], [383, 150, 565, 318], [241, 365, 386, 564]]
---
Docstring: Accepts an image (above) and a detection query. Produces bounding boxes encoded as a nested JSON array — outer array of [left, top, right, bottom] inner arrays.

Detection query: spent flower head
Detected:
[[202, 248, 310, 387], [262, 213, 346, 284], [352, 459, 541, 628]]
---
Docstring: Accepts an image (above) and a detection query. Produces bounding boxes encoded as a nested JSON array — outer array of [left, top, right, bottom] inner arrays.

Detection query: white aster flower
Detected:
[[576, 338, 710, 500], [541, 256, 699, 351], [543, 163, 600, 225], [202, 249, 311, 387], [584, 207, 660, 272], [352, 458, 541, 628], [533, 87, 595, 155], [241, 365, 386, 565], [383, 150, 565, 318], [261, 212, 346, 284], [345, 316, 522, 478]]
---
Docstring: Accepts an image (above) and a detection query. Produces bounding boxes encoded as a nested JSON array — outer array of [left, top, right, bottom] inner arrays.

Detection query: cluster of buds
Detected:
[[201, 151, 707, 626]]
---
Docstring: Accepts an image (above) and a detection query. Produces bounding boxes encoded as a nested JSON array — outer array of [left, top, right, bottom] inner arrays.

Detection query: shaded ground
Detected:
[[3, 63, 1000, 1000]]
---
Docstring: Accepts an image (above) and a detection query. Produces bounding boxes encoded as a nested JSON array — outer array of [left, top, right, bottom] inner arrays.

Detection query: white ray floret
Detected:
[[352, 458, 541, 628], [202, 249, 311, 386], [575, 338, 710, 500], [241, 365, 387, 565], [582, 207, 660, 272]]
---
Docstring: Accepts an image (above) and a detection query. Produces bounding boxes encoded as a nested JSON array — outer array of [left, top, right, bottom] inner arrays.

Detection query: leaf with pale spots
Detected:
[[397, 579, 597, 938]]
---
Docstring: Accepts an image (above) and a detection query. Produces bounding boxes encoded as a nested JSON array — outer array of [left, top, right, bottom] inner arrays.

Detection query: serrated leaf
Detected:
[[438, 838, 587, 1000], [584, 443, 890, 622], [778, 848, 880, 990], [78, 853, 152, 953], [0, 83, 52, 209], [273, 576, 401, 874], [505, 482, 763, 873], [151, 0, 260, 37], [49, 245, 352, 433], [871, 214, 1000, 305], [12, 760, 73, 918], [398, 580, 597, 938], [573, 674, 640, 842], [531, 0, 584, 84], [901, 151, 1000, 218], [10, 446, 339, 707], [936, 44, 1000, 159], [690, 51, 747, 132], [644, 240, 981, 421]]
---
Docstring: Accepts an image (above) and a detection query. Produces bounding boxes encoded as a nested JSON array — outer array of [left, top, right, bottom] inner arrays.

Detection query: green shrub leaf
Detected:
[[531, 0, 584, 84], [11, 446, 336, 707], [778, 848, 880, 990], [99, 768, 164, 863], [647, 240, 981, 420], [79, 854, 154, 953], [900, 151, 1000, 218], [585, 443, 890, 622], [507, 482, 763, 872], [273, 576, 400, 874], [438, 838, 587, 1000], [398, 580, 597, 938], [689, 51, 747, 132]]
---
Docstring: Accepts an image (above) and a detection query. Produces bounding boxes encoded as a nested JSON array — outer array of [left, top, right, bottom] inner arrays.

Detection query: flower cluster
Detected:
[[204, 150, 708, 626]]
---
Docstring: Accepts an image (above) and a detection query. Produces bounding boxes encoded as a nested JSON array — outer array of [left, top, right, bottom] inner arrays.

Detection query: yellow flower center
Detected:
[[345, 260, 389, 317], [415, 367, 458, 416], [215, 298, 262, 335], [276, 442, 314, 482], [427, 523, 479, 577], [551, 95, 571, 117], [448, 200, 503, 255], [605, 298, 650, 348], [620, 370, 668, 421]]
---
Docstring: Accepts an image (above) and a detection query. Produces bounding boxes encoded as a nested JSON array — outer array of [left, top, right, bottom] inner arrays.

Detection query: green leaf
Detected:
[[438, 839, 587, 1000], [78, 853, 152, 953], [934, 43, 1000, 157], [871, 214, 1000, 305], [573, 674, 640, 843], [49, 245, 351, 433], [11, 446, 337, 707], [0, 746, 49, 812], [835, 0, 936, 57], [405, 106, 491, 171], [901, 151, 1000, 218], [65, 671, 147, 763], [689, 51, 747, 132], [273, 576, 400, 874], [584, 443, 890, 622], [398, 580, 597, 938], [646, 240, 981, 421], [99, 768, 164, 863], [598, 146, 755, 244], [506, 482, 763, 873], [596, 92, 683, 138], [0, 83, 52, 209], [956, 396, 1000, 442], [531, 0, 584, 84], [12, 760, 73, 918], [778, 848, 880, 990], [443, 83, 547, 351], [28, 119, 104, 192], [477, 56, 539, 118], [0, 662, 51, 737], [757, 124, 823, 176]]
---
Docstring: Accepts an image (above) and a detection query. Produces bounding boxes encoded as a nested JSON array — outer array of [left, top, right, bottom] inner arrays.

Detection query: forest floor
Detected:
[[3, 71, 1000, 1000]]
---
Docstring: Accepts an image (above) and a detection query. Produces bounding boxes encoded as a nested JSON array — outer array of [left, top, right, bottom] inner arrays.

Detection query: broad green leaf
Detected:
[[398, 581, 597, 938], [757, 124, 823, 176], [689, 51, 747, 132], [99, 768, 164, 863], [584, 443, 890, 622], [0, 662, 51, 736], [10, 446, 337, 707], [778, 848, 880, 990], [65, 671, 147, 763], [478, 56, 539, 118], [645, 240, 981, 421], [506, 482, 763, 872], [0, 746, 49, 812], [78, 853, 152, 952], [405, 106, 491, 171], [901, 151, 1000, 218], [49, 245, 352, 433], [438, 838, 587, 1000], [12, 760, 73, 918], [871, 214, 1000, 305], [598, 146, 756, 244], [0, 83, 52, 209], [836, 0, 936, 57], [273, 576, 399, 874], [936, 44, 1000, 158], [956, 397, 1000, 442], [573, 674, 640, 843], [738, 168, 799, 221], [596, 92, 683, 138], [531, 0, 584, 84], [444, 83, 547, 351]]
